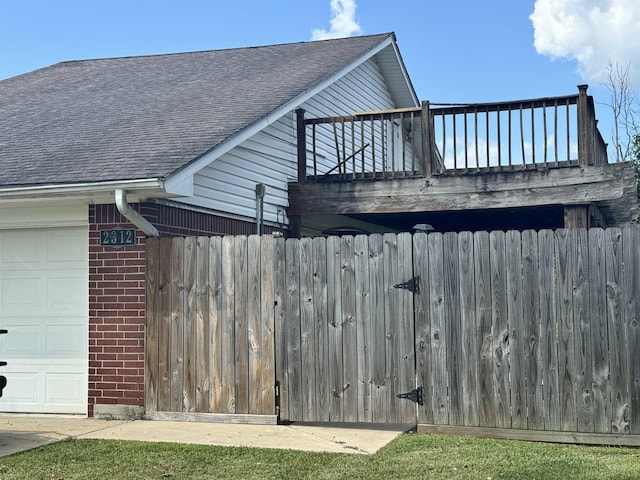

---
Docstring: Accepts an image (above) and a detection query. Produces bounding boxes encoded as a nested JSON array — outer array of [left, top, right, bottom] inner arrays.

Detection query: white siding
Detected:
[[301, 58, 395, 117], [176, 58, 398, 226]]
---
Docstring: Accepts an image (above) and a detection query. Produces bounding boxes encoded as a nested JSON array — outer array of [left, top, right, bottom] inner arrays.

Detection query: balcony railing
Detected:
[[295, 85, 608, 182]]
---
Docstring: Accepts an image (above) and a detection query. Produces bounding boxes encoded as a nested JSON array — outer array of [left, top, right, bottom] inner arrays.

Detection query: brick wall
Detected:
[[88, 205, 147, 417], [88, 202, 273, 417]]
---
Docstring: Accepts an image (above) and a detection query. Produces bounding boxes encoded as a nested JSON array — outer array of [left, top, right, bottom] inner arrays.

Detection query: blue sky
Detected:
[[2, 0, 638, 147]]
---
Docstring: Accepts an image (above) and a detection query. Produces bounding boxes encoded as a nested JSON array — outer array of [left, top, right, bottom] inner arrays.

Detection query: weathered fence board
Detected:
[[259, 236, 276, 415], [474, 231, 494, 428], [458, 231, 478, 427], [506, 230, 526, 430], [589, 229, 609, 433], [574, 229, 593, 433], [539, 229, 560, 430], [144, 234, 160, 412], [273, 234, 286, 418], [283, 238, 301, 421], [623, 227, 640, 435], [369, 234, 388, 422], [156, 237, 172, 412], [605, 228, 627, 434], [556, 229, 577, 431], [194, 237, 210, 413], [490, 231, 509, 429], [225, 236, 240, 413], [312, 236, 329, 422], [522, 230, 544, 430], [341, 235, 358, 422], [427, 233, 448, 425], [444, 232, 463, 425], [183, 237, 197, 412], [326, 235, 344, 421], [354, 235, 372, 422], [299, 237, 315, 421], [413, 233, 432, 425], [169, 237, 184, 412], [146, 226, 640, 441], [208, 237, 222, 413]]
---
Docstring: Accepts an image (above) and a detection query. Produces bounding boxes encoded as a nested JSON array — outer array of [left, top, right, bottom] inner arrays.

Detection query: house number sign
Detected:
[[100, 228, 137, 247]]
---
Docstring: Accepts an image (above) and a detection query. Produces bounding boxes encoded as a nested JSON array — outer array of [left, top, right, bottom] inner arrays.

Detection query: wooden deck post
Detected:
[[421, 101, 433, 179], [288, 215, 302, 239], [564, 205, 589, 228], [577, 85, 592, 167], [296, 109, 307, 183]]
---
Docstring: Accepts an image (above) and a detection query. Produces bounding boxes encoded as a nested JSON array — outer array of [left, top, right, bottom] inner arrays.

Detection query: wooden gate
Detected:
[[413, 228, 640, 446], [145, 236, 277, 424], [275, 233, 417, 424]]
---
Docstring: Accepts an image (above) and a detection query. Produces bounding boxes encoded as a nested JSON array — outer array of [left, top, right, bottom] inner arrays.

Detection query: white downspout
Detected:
[[115, 189, 159, 237]]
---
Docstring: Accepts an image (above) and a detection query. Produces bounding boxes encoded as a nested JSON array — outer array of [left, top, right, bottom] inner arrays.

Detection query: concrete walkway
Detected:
[[0, 414, 411, 457]]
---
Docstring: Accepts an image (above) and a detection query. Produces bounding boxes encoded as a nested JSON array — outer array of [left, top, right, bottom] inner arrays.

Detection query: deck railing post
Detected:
[[577, 85, 592, 166], [296, 108, 307, 183], [421, 101, 433, 179]]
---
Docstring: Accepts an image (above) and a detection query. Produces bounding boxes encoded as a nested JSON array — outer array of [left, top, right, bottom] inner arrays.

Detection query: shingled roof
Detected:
[[0, 33, 397, 187]]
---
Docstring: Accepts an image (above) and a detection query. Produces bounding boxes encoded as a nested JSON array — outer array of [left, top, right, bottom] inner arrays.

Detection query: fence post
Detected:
[[421, 101, 433, 179], [296, 109, 307, 183], [577, 85, 592, 167]]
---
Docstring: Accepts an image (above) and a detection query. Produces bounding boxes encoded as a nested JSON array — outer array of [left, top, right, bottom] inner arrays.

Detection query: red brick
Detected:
[[116, 326, 141, 335], [102, 361, 124, 368], [103, 274, 125, 281]]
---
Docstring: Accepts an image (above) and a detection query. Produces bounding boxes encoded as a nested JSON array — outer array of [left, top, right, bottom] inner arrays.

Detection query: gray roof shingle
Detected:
[[0, 33, 393, 187]]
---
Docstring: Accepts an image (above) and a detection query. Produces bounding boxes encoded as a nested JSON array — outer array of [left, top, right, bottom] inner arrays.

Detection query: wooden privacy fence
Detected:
[[145, 227, 640, 443]]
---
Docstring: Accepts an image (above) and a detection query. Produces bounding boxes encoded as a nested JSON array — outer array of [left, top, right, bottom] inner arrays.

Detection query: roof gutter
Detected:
[[115, 189, 159, 237], [0, 178, 165, 200]]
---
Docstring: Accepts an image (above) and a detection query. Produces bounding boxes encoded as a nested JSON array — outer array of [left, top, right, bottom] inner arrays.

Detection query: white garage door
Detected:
[[0, 227, 88, 414]]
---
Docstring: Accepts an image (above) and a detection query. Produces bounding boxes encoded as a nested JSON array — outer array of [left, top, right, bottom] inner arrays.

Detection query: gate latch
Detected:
[[397, 386, 423, 405], [394, 276, 420, 294]]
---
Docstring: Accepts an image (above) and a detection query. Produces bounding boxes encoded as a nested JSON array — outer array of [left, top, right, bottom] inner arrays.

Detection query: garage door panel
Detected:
[[0, 226, 88, 414], [47, 275, 86, 312], [45, 373, 85, 405], [1, 372, 40, 404], [46, 325, 87, 357], [1, 277, 44, 315], [1, 234, 44, 264], [0, 325, 41, 357], [47, 232, 87, 262]]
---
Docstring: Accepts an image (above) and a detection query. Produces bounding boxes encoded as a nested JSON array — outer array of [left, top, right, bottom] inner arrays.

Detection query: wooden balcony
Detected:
[[289, 86, 638, 234]]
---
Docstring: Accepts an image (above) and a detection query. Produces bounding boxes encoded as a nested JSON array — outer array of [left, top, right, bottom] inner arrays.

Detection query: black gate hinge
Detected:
[[397, 386, 423, 406], [394, 276, 420, 294]]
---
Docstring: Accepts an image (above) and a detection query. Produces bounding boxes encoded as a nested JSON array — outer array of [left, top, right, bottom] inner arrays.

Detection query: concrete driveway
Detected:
[[0, 414, 411, 457]]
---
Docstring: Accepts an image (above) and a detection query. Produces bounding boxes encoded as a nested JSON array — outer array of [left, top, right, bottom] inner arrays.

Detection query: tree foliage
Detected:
[[602, 62, 638, 162], [601, 62, 640, 205]]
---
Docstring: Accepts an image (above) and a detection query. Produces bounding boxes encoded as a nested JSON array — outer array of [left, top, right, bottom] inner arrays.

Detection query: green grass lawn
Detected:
[[0, 433, 639, 480]]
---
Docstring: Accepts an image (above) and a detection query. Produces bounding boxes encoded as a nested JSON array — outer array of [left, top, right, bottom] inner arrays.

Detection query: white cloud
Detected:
[[530, 0, 640, 85], [311, 0, 362, 40]]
